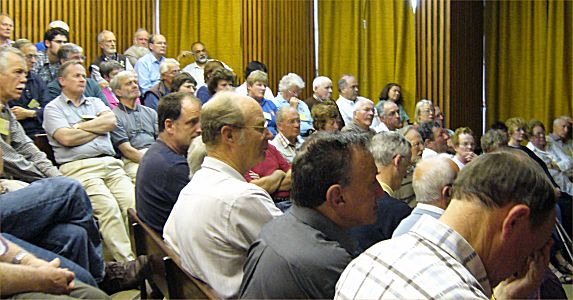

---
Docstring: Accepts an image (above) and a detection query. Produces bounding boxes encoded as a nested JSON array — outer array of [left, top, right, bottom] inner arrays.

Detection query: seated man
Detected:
[[336, 149, 557, 299], [46, 43, 108, 106], [43, 60, 136, 263], [244, 143, 292, 204], [163, 92, 282, 298], [89, 30, 133, 85], [393, 156, 458, 237], [142, 58, 179, 110], [270, 107, 303, 163], [239, 132, 378, 299], [418, 120, 451, 159], [136, 92, 202, 234], [547, 116, 572, 170], [305, 76, 333, 110], [335, 74, 359, 127], [0, 235, 109, 299], [124, 28, 150, 66], [32, 27, 68, 85], [0, 47, 60, 182], [10, 39, 51, 138], [348, 132, 412, 251], [375, 100, 401, 132], [134, 34, 166, 93], [110, 71, 157, 183], [180, 41, 233, 87], [273, 73, 313, 137], [341, 98, 376, 137]]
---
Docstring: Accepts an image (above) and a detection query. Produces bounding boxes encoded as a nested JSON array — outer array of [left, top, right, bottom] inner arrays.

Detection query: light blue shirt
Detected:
[[273, 93, 313, 137], [134, 52, 164, 93]]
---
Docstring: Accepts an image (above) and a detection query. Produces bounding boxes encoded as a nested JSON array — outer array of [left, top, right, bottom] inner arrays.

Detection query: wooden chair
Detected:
[[33, 134, 57, 166], [127, 208, 219, 300]]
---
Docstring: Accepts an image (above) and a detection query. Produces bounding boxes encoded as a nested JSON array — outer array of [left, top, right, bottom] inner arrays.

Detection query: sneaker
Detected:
[[99, 255, 150, 295]]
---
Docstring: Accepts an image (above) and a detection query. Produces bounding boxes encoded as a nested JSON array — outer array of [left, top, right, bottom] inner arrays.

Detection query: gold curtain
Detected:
[[318, 0, 417, 117], [485, 1, 573, 128], [2, 0, 155, 69], [160, 0, 244, 78]]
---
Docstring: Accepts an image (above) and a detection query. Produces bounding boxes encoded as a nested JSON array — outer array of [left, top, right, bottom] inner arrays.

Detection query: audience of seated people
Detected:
[[1, 16, 572, 299]]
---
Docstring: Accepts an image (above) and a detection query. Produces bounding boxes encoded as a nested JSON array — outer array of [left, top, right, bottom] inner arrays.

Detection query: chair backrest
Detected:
[[33, 134, 57, 166], [127, 208, 219, 300]]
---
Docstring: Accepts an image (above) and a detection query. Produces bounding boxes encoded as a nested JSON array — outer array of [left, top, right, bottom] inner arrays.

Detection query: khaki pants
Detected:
[[122, 148, 148, 184], [60, 156, 135, 262]]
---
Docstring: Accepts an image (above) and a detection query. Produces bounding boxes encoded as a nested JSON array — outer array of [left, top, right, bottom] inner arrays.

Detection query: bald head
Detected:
[[0, 15, 14, 41], [413, 156, 458, 208]]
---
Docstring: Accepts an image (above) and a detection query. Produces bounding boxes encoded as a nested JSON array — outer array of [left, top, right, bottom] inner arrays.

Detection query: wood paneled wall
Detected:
[[1, 0, 154, 70], [241, 0, 315, 99]]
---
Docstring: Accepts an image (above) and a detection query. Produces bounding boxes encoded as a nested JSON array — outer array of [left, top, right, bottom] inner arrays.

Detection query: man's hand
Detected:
[[463, 152, 478, 163], [177, 50, 193, 61], [34, 259, 75, 295], [248, 171, 261, 180], [11, 107, 36, 120], [289, 97, 300, 109]]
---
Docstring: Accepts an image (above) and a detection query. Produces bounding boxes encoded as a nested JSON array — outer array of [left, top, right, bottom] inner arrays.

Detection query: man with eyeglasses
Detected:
[[142, 58, 180, 110], [89, 30, 133, 86], [136, 92, 201, 235], [180, 41, 233, 88], [0, 14, 14, 47], [46, 43, 108, 105], [9, 39, 51, 138], [163, 92, 282, 298], [33, 27, 69, 85], [135, 34, 167, 93]]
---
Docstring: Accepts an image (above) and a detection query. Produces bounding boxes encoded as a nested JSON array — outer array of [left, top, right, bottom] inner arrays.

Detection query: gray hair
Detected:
[[109, 70, 137, 93], [12, 39, 33, 50], [0, 47, 25, 71], [413, 156, 457, 204], [312, 76, 331, 91], [187, 136, 207, 179], [57, 43, 83, 61], [276, 106, 298, 124], [201, 91, 245, 150], [414, 99, 434, 122], [353, 98, 374, 112], [370, 131, 411, 167], [337, 74, 354, 92], [159, 58, 180, 75], [97, 30, 113, 43], [278, 73, 305, 92], [480, 129, 508, 153]]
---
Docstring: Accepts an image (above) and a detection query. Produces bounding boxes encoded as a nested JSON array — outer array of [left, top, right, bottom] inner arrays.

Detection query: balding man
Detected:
[[124, 28, 150, 66], [163, 92, 282, 298], [375, 100, 401, 132], [180, 41, 233, 87], [547, 116, 573, 162], [336, 74, 359, 126], [0, 14, 14, 47], [348, 132, 413, 251], [134, 34, 166, 93], [392, 156, 458, 237], [305, 76, 333, 110], [142, 58, 180, 110], [341, 98, 376, 137], [89, 30, 133, 85], [337, 149, 556, 299], [270, 107, 303, 163]]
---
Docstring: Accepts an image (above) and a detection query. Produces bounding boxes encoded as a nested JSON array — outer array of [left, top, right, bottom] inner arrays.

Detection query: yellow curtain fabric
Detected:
[[485, 1, 572, 128], [160, 0, 244, 76], [318, 0, 417, 117]]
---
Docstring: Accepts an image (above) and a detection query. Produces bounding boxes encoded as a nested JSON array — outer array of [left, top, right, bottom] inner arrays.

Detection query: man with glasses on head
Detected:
[[46, 43, 108, 105], [163, 92, 282, 298], [33, 27, 69, 85], [135, 34, 167, 93]]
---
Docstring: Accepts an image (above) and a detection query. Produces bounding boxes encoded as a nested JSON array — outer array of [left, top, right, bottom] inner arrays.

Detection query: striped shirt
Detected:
[[335, 215, 492, 300]]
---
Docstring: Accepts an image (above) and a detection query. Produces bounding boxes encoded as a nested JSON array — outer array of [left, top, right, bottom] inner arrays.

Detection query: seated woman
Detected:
[[202, 68, 234, 104], [311, 101, 341, 133], [246, 70, 279, 136], [414, 99, 435, 124], [375, 83, 409, 126], [195, 60, 225, 104], [451, 127, 478, 169], [170, 72, 197, 94]]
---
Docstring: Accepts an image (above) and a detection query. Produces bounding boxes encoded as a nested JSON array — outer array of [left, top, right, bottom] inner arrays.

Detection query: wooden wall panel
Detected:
[[242, 0, 315, 99], [1, 0, 154, 71]]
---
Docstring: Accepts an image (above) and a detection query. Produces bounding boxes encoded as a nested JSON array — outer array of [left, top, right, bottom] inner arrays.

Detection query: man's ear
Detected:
[[439, 185, 452, 208], [325, 184, 344, 209], [163, 118, 174, 134], [501, 204, 531, 241], [220, 125, 236, 144], [392, 154, 401, 169]]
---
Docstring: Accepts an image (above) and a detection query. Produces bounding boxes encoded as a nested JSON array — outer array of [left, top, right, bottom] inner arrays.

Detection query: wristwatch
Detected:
[[11, 250, 28, 264]]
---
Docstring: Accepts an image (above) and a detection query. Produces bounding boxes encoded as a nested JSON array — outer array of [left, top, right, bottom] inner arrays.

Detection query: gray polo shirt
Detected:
[[111, 102, 157, 150], [43, 94, 115, 164], [239, 205, 358, 299]]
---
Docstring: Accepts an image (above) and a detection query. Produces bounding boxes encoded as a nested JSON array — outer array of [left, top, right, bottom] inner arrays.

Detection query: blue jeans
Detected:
[[0, 177, 105, 282], [3, 233, 97, 287]]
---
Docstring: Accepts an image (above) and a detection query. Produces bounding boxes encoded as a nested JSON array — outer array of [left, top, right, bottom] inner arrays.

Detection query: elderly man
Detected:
[[348, 132, 413, 251], [239, 132, 378, 299], [273, 73, 313, 137], [89, 30, 133, 85], [245, 143, 292, 205], [0, 14, 14, 47], [124, 28, 150, 66], [336, 149, 556, 299], [43, 60, 136, 263], [9, 39, 51, 138], [419, 120, 451, 159], [47, 43, 108, 105], [180, 41, 233, 87], [547, 116, 573, 162], [335, 74, 359, 126], [305, 76, 333, 109], [134, 34, 166, 93], [110, 71, 157, 183], [393, 156, 458, 236], [375, 100, 401, 132], [33, 27, 68, 85], [270, 107, 303, 163], [163, 92, 282, 298], [142, 58, 179, 110], [0, 47, 60, 182], [341, 98, 376, 137], [136, 92, 201, 234]]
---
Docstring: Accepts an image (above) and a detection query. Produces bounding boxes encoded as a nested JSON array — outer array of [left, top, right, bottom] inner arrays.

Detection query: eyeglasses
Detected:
[[52, 40, 67, 44], [232, 120, 269, 133]]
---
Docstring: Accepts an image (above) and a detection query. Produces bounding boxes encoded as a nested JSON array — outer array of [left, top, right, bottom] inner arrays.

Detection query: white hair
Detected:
[[413, 156, 457, 204], [370, 131, 411, 167], [353, 97, 374, 112], [187, 136, 207, 180], [312, 76, 331, 91], [109, 70, 137, 93], [278, 73, 305, 92], [159, 58, 180, 75], [414, 99, 434, 121]]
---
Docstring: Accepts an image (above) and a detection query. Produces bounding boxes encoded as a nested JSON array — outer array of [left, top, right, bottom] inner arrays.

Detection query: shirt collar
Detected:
[[60, 93, 87, 105], [116, 101, 139, 112], [378, 180, 394, 196], [415, 203, 445, 215], [201, 156, 247, 182]]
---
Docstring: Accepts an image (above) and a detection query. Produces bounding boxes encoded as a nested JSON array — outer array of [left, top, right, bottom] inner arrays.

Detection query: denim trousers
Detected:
[[0, 177, 105, 282]]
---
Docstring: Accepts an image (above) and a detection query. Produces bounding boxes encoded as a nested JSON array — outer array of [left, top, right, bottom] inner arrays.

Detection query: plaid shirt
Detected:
[[335, 215, 492, 300], [33, 51, 60, 85]]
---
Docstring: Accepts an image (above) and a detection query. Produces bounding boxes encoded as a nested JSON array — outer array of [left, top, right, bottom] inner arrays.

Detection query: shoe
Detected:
[[99, 255, 150, 295]]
